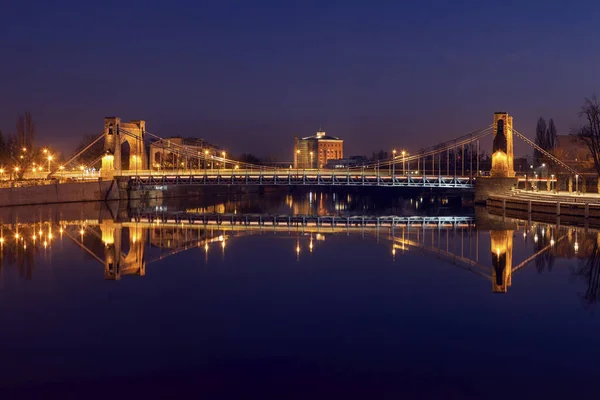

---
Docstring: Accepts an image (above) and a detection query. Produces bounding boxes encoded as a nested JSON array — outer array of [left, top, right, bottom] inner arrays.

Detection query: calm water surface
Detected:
[[0, 192, 599, 398]]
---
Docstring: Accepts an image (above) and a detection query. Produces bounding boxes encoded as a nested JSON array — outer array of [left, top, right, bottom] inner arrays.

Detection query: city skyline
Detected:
[[1, 0, 599, 158]]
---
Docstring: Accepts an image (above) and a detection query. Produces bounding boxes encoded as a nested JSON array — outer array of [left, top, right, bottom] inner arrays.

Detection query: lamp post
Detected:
[[204, 150, 209, 174], [392, 149, 396, 177], [551, 174, 555, 192], [402, 150, 406, 175], [222, 151, 226, 170], [296, 149, 300, 176], [47, 155, 53, 172], [542, 163, 546, 178], [575, 174, 579, 194]]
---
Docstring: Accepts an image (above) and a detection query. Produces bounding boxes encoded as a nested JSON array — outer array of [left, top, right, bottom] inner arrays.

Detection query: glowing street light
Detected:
[[391, 149, 397, 177], [47, 154, 53, 172]]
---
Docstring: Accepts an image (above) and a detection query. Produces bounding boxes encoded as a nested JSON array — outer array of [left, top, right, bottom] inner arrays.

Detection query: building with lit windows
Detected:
[[294, 130, 343, 169]]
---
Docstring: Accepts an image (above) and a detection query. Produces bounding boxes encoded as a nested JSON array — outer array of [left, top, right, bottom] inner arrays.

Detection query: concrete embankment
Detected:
[[0, 180, 120, 208], [487, 191, 600, 227]]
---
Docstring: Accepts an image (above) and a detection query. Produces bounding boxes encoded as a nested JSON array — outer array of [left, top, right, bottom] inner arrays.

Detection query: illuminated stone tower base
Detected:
[[103, 117, 147, 175], [474, 112, 518, 203], [490, 112, 515, 178]]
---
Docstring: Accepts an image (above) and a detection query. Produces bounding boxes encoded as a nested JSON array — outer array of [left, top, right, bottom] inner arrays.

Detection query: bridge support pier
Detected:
[[474, 177, 518, 204]]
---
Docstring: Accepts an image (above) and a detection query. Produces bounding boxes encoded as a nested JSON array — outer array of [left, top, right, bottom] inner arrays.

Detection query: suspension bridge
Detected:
[[44, 112, 576, 195]]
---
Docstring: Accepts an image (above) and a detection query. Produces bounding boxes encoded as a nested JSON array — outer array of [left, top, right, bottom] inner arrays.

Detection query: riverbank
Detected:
[[487, 190, 600, 227]]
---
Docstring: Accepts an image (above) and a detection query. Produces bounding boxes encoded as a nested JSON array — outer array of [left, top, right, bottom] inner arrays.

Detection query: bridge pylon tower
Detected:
[[103, 117, 147, 177], [490, 112, 515, 178]]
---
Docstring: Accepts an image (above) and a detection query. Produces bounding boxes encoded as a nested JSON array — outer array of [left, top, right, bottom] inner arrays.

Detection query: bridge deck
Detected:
[[121, 170, 474, 188]]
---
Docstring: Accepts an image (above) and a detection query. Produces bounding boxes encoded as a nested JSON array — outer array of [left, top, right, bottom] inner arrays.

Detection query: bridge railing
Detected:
[[127, 170, 475, 188]]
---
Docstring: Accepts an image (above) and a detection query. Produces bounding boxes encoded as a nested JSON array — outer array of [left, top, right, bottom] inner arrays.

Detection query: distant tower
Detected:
[[490, 112, 515, 177]]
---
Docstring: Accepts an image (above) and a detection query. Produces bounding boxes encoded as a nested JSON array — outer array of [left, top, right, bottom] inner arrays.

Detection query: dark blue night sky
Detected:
[[1, 0, 599, 158]]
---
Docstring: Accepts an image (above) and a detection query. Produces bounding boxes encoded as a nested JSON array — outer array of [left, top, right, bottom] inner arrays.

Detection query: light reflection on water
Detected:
[[0, 192, 600, 397]]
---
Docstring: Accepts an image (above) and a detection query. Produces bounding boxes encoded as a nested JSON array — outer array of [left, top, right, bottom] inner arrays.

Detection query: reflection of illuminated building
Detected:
[[490, 230, 513, 293]]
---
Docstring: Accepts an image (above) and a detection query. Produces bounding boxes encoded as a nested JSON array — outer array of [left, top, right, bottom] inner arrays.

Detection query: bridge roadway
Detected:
[[47, 168, 474, 189], [124, 169, 474, 188]]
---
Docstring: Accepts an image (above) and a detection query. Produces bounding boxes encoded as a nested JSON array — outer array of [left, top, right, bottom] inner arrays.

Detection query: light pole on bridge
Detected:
[[392, 149, 396, 176], [402, 150, 406, 175]]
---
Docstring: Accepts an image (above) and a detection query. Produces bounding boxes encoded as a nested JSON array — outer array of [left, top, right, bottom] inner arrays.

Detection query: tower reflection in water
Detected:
[[491, 230, 512, 293], [0, 209, 598, 304]]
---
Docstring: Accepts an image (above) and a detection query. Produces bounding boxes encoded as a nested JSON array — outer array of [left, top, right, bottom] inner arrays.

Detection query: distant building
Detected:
[[326, 156, 368, 169], [149, 137, 222, 170], [294, 130, 343, 169]]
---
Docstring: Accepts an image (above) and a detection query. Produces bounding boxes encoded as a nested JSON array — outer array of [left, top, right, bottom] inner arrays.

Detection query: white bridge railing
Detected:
[[125, 169, 475, 189]]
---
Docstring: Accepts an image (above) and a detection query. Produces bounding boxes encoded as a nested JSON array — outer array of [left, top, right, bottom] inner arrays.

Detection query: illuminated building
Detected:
[[294, 130, 343, 169]]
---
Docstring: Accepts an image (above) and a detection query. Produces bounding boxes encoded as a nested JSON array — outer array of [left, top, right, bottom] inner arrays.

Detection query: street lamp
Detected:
[[392, 149, 397, 177], [402, 150, 406, 175], [47, 155, 53, 172], [204, 150, 209, 173]]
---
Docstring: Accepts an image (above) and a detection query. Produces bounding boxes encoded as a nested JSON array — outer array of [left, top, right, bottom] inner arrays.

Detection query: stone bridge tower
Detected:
[[474, 112, 519, 203], [102, 117, 147, 176], [490, 112, 515, 178]]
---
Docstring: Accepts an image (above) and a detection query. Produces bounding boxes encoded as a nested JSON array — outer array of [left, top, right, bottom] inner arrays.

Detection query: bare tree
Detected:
[[534, 117, 547, 164], [574, 96, 600, 176], [15, 111, 36, 150], [8, 112, 39, 179]]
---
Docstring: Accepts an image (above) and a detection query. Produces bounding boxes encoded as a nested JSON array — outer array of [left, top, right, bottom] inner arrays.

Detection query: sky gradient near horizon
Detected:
[[1, 0, 599, 159]]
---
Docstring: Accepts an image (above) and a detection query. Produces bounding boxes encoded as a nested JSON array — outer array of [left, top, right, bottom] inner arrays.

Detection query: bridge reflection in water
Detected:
[[0, 208, 595, 297]]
